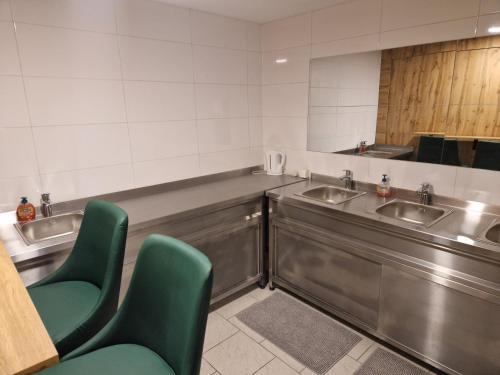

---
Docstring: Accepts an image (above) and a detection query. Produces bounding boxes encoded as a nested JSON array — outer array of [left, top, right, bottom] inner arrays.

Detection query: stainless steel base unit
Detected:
[[16, 197, 266, 305], [120, 196, 265, 304], [269, 199, 500, 375]]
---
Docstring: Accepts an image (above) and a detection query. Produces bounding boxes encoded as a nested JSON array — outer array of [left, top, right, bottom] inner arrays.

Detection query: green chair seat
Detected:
[[38, 344, 175, 375], [28, 281, 100, 344]]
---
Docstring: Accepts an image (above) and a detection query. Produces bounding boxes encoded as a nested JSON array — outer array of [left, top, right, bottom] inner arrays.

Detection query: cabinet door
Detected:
[[379, 265, 500, 374], [189, 222, 260, 298], [274, 222, 381, 328], [16, 250, 70, 286]]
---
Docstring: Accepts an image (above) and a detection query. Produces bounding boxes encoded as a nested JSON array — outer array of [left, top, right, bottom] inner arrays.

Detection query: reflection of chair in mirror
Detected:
[[441, 139, 461, 166], [417, 136, 444, 164], [473, 141, 500, 171]]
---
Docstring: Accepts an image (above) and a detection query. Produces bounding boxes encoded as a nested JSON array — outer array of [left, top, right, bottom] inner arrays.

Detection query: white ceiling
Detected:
[[158, 0, 349, 23]]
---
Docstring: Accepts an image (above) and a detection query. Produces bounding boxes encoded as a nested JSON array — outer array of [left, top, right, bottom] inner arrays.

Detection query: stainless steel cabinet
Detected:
[[270, 199, 500, 375], [16, 249, 70, 286], [273, 218, 380, 328], [121, 197, 264, 303], [379, 265, 500, 375], [17, 196, 264, 305]]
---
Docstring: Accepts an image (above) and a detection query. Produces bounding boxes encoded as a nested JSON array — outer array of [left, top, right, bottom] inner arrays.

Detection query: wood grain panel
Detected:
[[450, 48, 500, 106], [448, 105, 500, 137], [0, 241, 58, 375], [377, 35, 500, 145]]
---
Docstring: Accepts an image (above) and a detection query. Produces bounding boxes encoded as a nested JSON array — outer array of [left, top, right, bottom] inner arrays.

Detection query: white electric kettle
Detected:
[[265, 151, 286, 176]]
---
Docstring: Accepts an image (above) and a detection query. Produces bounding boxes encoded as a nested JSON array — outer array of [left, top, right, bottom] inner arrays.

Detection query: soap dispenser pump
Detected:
[[376, 174, 392, 198]]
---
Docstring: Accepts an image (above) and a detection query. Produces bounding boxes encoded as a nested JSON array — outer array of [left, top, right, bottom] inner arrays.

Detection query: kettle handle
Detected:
[[275, 152, 286, 171]]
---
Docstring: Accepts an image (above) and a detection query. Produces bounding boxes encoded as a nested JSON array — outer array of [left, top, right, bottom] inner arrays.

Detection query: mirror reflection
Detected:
[[307, 35, 500, 171]]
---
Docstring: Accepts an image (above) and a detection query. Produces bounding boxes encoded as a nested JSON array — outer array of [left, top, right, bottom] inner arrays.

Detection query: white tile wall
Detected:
[[2, 0, 499, 211], [33, 124, 131, 173], [193, 46, 247, 84], [195, 84, 248, 119], [261, 13, 311, 51], [124, 81, 195, 122], [261, 0, 500, 205], [191, 10, 247, 49], [0, 76, 29, 127], [16, 24, 121, 79], [128, 121, 198, 161], [0, 0, 262, 211], [25, 78, 126, 125], [114, 0, 191, 42], [11, 0, 116, 33], [312, 0, 382, 43], [0, 22, 20, 75], [381, 0, 480, 32], [477, 13, 500, 36], [119, 36, 193, 82], [480, 0, 500, 14], [0, 1, 11, 21]]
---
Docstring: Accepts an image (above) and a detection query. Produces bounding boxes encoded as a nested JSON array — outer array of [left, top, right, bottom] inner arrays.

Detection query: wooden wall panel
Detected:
[[376, 35, 500, 145]]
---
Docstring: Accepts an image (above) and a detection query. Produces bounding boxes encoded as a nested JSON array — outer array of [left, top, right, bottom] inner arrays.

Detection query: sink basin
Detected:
[[14, 212, 83, 245], [296, 185, 366, 205], [483, 223, 500, 244], [375, 200, 452, 227]]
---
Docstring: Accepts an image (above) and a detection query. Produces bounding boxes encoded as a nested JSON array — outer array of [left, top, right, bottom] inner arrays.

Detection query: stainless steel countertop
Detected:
[[1, 169, 303, 263], [266, 176, 500, 262]]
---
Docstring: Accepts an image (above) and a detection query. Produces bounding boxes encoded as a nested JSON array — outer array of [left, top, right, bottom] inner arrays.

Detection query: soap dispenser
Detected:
[[16, 197, 36, 223], [376, 174, 392, 198]]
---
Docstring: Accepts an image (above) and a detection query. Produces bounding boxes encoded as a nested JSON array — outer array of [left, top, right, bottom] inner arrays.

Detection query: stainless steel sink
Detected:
[[14, 211, 83, 245], [482, 222, 500, 245], [375, 199, 452, 227], [296, 185, 366, 205]]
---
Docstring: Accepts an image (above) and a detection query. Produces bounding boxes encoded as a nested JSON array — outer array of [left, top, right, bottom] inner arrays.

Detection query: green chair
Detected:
[[37, 234, 214, 375], [28, 200, 129, 356]]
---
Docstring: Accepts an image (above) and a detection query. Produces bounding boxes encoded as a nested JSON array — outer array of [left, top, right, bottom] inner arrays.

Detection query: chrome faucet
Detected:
[[340, 170, 354, 190], [40, 193, 53, 217], [417, 183, 433, 205]]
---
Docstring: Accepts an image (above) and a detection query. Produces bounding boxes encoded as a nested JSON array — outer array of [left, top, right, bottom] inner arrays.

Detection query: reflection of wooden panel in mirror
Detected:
[[377, 35, 500, 146]]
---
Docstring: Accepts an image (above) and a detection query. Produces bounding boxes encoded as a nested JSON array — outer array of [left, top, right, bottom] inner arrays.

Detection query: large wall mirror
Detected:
[[307, 35, 500, 172]]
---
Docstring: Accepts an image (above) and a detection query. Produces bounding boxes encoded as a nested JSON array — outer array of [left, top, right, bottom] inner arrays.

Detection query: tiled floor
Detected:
[[201, 287, 434, 375]]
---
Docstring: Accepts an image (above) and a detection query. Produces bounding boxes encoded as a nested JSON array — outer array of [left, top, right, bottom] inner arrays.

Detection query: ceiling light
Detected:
[[275, 58, 288, 64], [488, 26, 500, 34]]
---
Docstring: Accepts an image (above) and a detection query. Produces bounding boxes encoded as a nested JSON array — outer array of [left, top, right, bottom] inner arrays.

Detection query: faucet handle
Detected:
[[41, 193, 51, 203], [342, 169, 353, 177], [417, 183, 432, 193]]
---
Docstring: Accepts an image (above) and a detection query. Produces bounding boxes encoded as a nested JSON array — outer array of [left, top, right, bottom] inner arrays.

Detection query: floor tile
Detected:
[[325, 355, 361, 375], [300, 367, 318, 375], [216, 294, 259, 319], [203, 312, 238, 352], [204, 332, 274, 375], [249, 286, 275, 301], [347, 337, 374, 360], [200, 358, 216, 375], [229, 316, 265, 343], [358, 344, 379, 363], [261, 339, 306, 372], [255, 357, 300, 375]]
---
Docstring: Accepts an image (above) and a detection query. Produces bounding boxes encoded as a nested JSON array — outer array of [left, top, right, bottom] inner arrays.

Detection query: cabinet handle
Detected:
[[245, 212, 262, 220]]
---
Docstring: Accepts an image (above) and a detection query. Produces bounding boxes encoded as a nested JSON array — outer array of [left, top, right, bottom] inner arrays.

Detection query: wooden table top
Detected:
[[0, 241, 58, 375]]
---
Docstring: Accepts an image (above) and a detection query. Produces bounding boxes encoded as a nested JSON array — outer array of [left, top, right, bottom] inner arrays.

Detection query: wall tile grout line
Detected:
[[8, 7, 44, 196]]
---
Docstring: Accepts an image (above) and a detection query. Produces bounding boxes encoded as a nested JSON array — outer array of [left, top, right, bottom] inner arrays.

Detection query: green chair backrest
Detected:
[[65, 235, 213, 375], [120, 235, 213, 375], [68, 200, 129, 293]]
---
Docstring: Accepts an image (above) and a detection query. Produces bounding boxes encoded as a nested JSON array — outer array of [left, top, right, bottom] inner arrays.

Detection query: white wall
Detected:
[[0, 0, 262, 211], [261, 0, 500, 206]]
